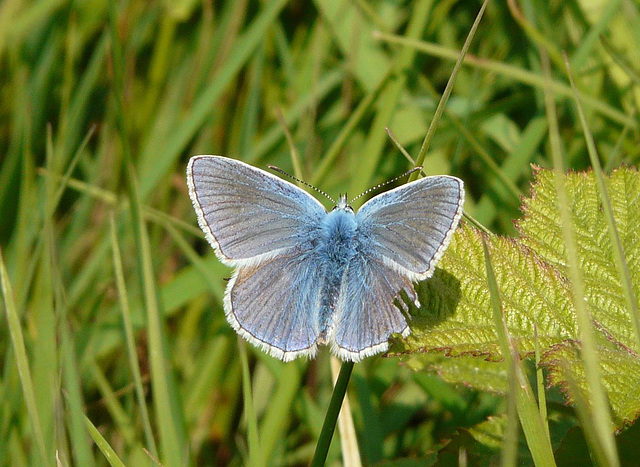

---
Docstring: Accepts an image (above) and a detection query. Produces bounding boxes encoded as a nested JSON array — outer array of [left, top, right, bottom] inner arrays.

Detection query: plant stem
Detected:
[[311, 361, 355, 466]]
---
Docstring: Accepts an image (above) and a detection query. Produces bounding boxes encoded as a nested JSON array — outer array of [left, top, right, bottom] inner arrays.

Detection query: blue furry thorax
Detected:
[[320, 202, 357, 263]]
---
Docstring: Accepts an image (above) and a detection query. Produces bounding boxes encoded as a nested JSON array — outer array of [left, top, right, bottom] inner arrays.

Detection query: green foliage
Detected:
[[393, 223, 577, 363], [1, 0, 640, 465], [393, 166, 640, 429]]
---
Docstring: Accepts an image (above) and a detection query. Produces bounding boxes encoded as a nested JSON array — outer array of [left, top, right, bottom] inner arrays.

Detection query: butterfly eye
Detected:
[[331, 204, 355, 214]]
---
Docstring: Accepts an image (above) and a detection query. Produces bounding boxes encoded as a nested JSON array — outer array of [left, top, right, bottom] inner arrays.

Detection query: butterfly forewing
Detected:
[[187, 156, 326, 264], [356, 176, 464, 280]]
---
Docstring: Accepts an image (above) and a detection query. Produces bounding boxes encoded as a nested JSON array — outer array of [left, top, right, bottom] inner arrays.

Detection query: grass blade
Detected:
[[84, 415, 127, 467], [563, 52, 640, 356], [109, 215, 159, 457], [0, 249, 48, 464], [330, 357, 362, 467], [541, 50, 619, 467], [501, 359, 518, 467], [482, 237, 556, 466], [258, 362, 303, 462], [410, 0, 489, 180], [108, 2, 186, 463], [60, 322, 95, 467], [238, 341, 264, 467]]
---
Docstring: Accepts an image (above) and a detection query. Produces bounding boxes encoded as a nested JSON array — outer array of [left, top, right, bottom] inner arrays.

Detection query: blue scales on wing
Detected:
[[187, 156, 326, 265], [330, 175, 465, 361], [330, 252, 416, 362], [226, 251, 326, 361], [187, 156, 329, 360], [355, 175, 464, 280]]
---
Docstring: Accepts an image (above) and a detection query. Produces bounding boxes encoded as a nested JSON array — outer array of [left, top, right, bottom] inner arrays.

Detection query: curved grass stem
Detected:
[[311, 361, 355, 466]]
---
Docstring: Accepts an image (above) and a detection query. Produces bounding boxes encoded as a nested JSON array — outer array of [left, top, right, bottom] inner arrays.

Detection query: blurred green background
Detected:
[[0, 0, 638, 465]]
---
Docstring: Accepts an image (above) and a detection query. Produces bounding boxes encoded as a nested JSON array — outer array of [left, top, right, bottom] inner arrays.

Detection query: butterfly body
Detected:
[[187, 155, 464, 362], [316, 205, 359, 341]]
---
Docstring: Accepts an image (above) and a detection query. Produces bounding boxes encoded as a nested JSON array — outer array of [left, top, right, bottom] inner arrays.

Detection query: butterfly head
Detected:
[[332, 194, 355, 214]]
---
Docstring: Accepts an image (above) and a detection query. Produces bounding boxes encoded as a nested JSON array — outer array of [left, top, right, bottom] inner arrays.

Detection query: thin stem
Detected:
[[311, 361, 355, 467], [463, 211, 492, 236], [409, 0, 490, 182]]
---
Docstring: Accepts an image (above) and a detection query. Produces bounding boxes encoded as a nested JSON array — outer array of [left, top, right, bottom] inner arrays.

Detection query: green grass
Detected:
[[1, 0, 639, 465]]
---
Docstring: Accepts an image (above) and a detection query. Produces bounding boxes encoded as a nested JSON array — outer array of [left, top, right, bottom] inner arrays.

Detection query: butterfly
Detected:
[[187, 155, 464, 362]]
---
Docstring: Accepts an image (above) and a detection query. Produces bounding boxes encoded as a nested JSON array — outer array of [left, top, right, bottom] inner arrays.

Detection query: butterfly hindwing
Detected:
[[227, 251, 325, 361], [187, 156, 326, 264], [330, 253, 415, 362]]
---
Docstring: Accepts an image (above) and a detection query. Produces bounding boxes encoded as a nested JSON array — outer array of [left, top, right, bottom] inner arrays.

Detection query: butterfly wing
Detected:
[[330, 254, 415, 362], [188, 156, 329, 359], [187, 155, 326, 265], [226, 250, 325, 360], [355, 175, 464, 280], [330, 176, 464, 361]]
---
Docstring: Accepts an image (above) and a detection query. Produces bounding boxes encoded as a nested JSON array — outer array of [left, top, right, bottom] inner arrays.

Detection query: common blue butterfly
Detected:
[[187, 156, 464, 362]]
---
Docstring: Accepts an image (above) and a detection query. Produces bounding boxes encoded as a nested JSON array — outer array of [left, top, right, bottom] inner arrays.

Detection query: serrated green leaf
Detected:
[[391, 166, 640, 428], [400, 352, 509, 394], [518, 166, 640, 353], [542, 342, 640, 428], [391, 223, 577, 359]]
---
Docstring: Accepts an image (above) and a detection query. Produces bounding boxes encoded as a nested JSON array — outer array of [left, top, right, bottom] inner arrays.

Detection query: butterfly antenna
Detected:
[[349, 166, 422, 204], [268, 165, 336, 204]]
